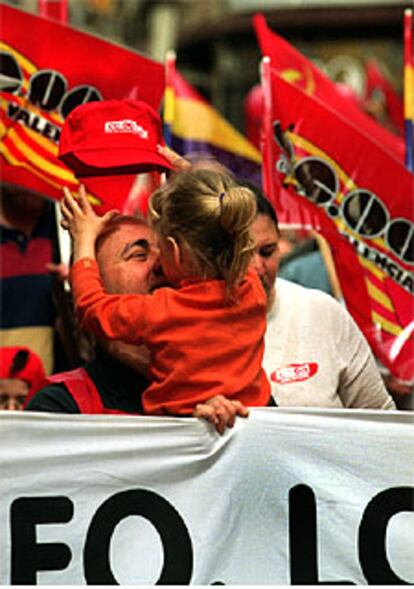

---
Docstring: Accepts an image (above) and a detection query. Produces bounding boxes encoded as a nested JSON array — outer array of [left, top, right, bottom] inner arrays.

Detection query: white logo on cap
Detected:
[[104, 119, 148, 138]]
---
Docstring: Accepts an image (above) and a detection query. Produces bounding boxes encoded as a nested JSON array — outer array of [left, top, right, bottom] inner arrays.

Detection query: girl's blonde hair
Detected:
[[148, 169, 256, 293]]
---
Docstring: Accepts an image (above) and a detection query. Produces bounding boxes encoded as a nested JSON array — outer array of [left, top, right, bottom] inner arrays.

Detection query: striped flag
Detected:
[[262, 67, 414, 383], [163, 53, 262, 187], [0, 4, 164, 209]]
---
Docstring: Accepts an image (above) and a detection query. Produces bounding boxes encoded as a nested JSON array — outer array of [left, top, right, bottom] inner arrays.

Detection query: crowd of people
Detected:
[[2, 97, 408, 430]]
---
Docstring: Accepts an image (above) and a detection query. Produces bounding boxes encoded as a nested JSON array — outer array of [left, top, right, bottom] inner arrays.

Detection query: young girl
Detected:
[[61, 169, 271, 417]]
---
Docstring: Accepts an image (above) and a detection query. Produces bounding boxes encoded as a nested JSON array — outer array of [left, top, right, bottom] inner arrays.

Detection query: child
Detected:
[[61, 169, 271, 417]]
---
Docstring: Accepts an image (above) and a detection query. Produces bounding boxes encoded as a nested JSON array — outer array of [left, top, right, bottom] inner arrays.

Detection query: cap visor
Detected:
[[62, 148, 173, 176]]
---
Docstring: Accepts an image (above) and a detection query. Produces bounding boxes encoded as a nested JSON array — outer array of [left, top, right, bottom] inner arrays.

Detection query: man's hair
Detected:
[[148, 169, 257, 294], [95, 213, 147, 254]]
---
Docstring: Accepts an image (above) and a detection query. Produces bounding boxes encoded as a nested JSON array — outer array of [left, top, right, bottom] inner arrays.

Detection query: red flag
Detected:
[[260, 57, 319, 229], [263, 68, 414, 383], [0, 4, 164, 210], [253, 13, 405, 164]]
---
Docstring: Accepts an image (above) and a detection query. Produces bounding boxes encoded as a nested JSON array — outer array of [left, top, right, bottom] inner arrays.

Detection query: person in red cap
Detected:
[[1, 183, 74, 375], [61, 169, 273, 422], [0, 346, 46, 410]]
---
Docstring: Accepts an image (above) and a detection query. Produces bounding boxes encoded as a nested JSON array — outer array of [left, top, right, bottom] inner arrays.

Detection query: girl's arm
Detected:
[[60, 187, 149, 345]]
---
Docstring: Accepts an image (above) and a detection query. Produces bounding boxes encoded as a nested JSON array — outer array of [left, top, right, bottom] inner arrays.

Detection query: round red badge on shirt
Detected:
[[271, 363, 319, 384]]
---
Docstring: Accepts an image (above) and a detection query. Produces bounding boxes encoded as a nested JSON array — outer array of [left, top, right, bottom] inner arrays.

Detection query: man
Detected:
[[26, 214, 247, 432], [1, 184, 73, 374]]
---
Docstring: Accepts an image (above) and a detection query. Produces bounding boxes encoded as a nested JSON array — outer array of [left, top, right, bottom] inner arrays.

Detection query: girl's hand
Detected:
[[60, 185, 117, 261], [157, 145, 191, 173], [193, 395, 249, 435]]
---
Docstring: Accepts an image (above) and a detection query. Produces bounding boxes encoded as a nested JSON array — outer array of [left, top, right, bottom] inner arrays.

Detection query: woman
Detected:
[[249, 184, 395, 409]]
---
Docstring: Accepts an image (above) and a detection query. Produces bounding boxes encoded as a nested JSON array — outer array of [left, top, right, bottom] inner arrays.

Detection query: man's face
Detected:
[[95, 220, 164, 376], [251, 213, 280, 304], [96, 221, 164, 295], [0, 379, 28, 411]]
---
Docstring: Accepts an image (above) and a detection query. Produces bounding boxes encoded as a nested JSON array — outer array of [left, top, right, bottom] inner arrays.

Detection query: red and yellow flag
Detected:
[[262, 68, 414, 383], [0, 4, 165, 210]]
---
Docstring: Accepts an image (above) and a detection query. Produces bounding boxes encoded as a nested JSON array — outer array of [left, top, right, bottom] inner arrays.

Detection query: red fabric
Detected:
[[0, 4, 164, 206], [28, 367, 133, 414], [0, 346, 46, 399], [70, 260, 270, 415], [262, 69, 414, 383]]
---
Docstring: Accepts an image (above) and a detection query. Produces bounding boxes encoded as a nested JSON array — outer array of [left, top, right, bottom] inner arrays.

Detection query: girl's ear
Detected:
[[166, 236, 182, 267]]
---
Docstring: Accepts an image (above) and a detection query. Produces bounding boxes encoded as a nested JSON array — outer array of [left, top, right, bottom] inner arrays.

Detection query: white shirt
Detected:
[[263, 279, 395, 409]]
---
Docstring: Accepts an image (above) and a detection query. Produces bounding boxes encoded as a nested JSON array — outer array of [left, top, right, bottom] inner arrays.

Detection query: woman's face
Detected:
[[251, 213, 280, 307]]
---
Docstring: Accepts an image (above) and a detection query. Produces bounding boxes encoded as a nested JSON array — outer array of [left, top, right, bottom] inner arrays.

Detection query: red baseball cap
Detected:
[[0, 346, 46, 400], [59, 99, 172, 173], [59, 99, 172, 213]]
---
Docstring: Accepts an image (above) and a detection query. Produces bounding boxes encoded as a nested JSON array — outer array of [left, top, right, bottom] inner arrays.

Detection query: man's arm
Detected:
[[61, 186, 150, 345]]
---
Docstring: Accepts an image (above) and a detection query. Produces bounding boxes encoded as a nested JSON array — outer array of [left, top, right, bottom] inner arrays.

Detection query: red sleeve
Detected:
[[70, 258, 151, 344]]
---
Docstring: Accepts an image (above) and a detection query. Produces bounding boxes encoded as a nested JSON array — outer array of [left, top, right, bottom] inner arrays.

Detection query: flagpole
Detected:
[[38, 0, 79, 367], [404, 8, 413, 172], [260, 56, 278, 208], [37, 0, 70, 269], [163, 50, 176, 148]]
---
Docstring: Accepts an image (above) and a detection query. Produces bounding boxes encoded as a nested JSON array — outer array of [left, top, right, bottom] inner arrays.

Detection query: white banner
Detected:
[[1, 408, 413, 585]]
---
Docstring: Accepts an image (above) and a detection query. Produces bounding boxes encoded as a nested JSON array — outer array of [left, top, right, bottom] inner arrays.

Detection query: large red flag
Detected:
[[263, 68, 414, 383], [0, 4, 165, 210], [253, 13, 405, 165]]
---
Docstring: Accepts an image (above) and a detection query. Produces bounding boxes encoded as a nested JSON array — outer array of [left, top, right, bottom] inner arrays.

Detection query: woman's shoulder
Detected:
[[274, 278, 352, 328], [276, 277, 339, 310], [274, 278, 358, 341]]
